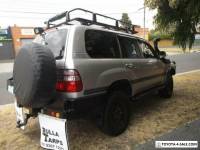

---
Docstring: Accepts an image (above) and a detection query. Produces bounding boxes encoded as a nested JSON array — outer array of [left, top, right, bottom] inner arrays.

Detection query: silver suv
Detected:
[[8, 8, 176, 136]]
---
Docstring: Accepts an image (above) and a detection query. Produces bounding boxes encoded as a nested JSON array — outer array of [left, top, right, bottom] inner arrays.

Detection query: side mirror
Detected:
[[34, 27, 44, 35], [159, 51, 166, 58]]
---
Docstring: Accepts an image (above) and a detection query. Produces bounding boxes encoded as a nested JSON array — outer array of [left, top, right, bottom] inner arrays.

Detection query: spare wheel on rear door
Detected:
[[13, 42, 56, 108]]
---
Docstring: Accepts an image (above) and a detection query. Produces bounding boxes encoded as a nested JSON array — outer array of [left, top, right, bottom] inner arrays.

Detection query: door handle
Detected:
[[147, 60, 155, 65], [125, 63, 136, 69]]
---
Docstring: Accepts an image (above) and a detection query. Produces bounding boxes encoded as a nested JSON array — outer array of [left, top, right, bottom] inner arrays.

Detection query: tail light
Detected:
[[56, 69, 83, 92]]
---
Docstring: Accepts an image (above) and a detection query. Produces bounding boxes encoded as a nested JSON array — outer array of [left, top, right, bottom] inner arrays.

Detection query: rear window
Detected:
[[85, 30, 120, 58], [34, 29, 67, 58]]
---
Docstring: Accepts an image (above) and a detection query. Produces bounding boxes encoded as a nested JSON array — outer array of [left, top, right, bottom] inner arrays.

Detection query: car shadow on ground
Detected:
[[130, 93, 165, 117]]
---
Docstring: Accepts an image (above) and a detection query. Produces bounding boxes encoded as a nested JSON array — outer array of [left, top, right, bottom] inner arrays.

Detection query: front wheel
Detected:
[[99, 91, 130, 136], [159, 74, 173, 98]]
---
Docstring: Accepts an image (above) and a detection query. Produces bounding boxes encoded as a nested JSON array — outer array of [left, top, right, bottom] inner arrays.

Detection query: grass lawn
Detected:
[[0, 71, 200, 150]]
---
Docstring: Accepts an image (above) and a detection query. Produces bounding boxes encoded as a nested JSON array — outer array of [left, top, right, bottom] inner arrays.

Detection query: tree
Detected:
[[145, 0, 200, 51], [121, 13, 132, 29]]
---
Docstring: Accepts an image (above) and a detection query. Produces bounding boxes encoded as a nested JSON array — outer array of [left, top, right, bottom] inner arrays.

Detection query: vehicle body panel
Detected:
[[30, 24, 175, 117]]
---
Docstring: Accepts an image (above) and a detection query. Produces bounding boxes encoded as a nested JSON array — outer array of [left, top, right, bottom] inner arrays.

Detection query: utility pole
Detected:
[[137, 1, 146, 39], [143, 2, 146, 39]]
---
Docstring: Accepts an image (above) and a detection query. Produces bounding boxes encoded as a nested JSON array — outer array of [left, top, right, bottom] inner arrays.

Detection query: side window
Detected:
[[85, 30, 120, 58], [138, 40, 156, 58], [118, 36, 141, 58]]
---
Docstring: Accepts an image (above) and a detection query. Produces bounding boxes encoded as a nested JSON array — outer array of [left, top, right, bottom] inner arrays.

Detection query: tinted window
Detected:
[[85, 30, 120, 58], [34, 29, 67, 58], [118, 36, 141, 58], [138, 40, 156, 58]]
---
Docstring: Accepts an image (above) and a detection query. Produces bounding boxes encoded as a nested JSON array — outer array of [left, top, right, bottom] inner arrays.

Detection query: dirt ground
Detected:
[[0, 71, 200, 150]]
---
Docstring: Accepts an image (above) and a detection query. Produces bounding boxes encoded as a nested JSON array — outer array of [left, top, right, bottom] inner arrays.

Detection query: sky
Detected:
[[0, 0, 156, 29]]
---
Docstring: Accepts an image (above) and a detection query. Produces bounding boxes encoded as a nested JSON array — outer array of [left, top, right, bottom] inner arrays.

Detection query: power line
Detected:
[[0, 15, 48, 19], [3, 0, 67, 6], [0, 9, 144, 16], [0, 8, 146, 26], [0, 10, 57, 15], [103, 11, 143, 15]]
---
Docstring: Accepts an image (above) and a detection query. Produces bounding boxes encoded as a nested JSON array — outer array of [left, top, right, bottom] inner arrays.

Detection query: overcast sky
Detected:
[[0, 0, 156, 29]]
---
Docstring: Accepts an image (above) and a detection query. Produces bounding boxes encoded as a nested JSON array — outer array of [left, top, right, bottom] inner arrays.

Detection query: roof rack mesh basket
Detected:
[[45, 8, 138, 34]]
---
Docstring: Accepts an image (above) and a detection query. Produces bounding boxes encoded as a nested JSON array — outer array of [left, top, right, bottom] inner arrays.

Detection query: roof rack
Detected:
[[45, 8, 139, 34]]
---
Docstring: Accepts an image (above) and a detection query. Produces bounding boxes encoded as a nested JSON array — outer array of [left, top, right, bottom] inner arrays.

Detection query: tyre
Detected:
[[159, 74, 173, 98], [100, 91, 130, 136], [13, 43, 56, 108]]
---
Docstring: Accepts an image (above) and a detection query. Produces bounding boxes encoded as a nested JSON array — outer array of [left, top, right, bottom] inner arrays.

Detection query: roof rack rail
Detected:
[[45, 8, 139, 34]]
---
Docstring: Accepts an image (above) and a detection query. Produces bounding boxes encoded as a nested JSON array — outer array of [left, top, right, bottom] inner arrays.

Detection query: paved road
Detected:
[[167, 52, 200, 73], [0, 53, 200, 105], [135, 119, 200, 150], [0, 72, 14, 105], [0, 61, 14, 105]]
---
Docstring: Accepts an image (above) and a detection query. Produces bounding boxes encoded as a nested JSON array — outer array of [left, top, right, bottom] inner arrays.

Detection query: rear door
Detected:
[[81, 29, 125, 91], [117, 35, 148, 95]]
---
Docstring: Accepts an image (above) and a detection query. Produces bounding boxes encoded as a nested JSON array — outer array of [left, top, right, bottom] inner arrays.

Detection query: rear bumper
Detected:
[[45, 93, 107, 119]]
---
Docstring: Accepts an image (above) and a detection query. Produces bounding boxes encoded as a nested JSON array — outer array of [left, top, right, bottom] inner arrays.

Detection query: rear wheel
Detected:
[[159, 74, 173, 98], [99, 91, 130, 136]]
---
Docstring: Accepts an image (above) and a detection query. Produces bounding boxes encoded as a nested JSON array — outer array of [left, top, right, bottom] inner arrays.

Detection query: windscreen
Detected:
[[34, 29, 67, 59]]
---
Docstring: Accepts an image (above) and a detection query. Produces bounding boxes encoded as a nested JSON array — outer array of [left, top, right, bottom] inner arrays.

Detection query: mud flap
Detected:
[[38, 113, 70, 150]]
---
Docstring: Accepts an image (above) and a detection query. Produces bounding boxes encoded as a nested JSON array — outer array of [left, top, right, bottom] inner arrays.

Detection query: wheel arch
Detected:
[[107, 79, 132, 97]]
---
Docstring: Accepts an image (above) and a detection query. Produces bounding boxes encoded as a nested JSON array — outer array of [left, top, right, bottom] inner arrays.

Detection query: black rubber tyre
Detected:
[[159, 74, 173, 98], [100, 91, 130, 136], [13, 43, 56, 108]]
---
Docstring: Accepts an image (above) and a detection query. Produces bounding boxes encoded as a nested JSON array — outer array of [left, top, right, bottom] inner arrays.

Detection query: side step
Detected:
[[131, 85, 164, 101]]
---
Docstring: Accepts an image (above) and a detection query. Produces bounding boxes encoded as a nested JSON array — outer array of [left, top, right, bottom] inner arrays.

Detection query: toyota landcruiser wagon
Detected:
[[7, 8, 176, 136]]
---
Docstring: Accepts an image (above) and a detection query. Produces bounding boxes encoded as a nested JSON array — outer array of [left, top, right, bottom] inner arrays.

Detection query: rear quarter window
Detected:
[[85, 30, 120, 58]]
